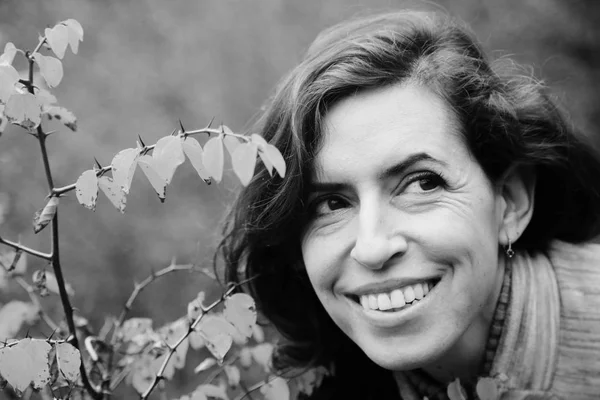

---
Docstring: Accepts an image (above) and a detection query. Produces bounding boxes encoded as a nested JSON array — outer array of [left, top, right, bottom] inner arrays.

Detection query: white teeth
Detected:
[[356, 280, 437, 311], [390, 289, 405, 308], [403, 286, 415, 303], [377, 293, 392, 310], [413, 284, 424, 300], [360, 295, 369, 309], [368, 295, 378, 310]]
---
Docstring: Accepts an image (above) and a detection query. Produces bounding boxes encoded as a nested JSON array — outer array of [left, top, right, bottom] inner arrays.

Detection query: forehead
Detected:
[[313, 83, 467, 179]]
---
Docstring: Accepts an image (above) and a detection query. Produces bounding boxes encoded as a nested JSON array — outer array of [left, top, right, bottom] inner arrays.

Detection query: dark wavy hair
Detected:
[[217, 10, 600, 399]]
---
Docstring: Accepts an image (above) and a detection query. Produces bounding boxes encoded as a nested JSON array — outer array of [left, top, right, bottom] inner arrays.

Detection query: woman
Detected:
[[219, 10, 600, 399]]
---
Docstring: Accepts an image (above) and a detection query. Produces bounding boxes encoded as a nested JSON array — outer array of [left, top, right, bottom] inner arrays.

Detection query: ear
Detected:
[[497, 166, 536, 245]]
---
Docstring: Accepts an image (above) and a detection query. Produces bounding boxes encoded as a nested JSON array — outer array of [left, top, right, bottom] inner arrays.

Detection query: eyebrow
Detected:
[[307, 152, 445, 193]]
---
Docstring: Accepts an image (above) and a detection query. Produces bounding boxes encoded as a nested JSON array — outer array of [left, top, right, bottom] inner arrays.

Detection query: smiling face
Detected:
[[300, 82, 508, 376]]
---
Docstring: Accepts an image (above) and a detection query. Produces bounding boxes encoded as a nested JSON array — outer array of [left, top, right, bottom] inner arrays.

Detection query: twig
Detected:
[[140, 276, 259, 399], [110, 262, 211, 343], [0, 236, 52, 260], [233, 375, 288, 400]]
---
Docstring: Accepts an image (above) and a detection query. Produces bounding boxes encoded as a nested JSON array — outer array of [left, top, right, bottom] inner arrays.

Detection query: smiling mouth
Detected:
[[347, 278, 441, 313]]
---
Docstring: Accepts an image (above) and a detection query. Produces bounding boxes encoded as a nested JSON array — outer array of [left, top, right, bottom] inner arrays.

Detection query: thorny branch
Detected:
[[0, 236, 52, 260], [51, 125, 248, 196], [140, 275, 260, 400], [20, 38, 104, 400]]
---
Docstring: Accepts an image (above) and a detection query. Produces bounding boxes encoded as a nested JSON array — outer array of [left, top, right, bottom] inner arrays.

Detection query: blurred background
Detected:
[[0, 0, 598, 398]]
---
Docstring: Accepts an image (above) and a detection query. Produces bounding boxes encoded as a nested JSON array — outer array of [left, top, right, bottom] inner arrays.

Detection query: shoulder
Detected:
[[547, 240, 600, 397]]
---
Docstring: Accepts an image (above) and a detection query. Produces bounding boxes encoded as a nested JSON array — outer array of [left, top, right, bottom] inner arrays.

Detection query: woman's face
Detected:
[[300, 82, 507, 372]]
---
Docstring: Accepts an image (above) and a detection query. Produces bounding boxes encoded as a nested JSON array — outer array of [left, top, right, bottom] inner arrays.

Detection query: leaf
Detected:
[[98, 176, 126, 213], [5, 92, 42, 130], [223, 293, 257, 339], [447, 378, 468, 400], [197, 314, 234, 363], [224, 365, 240, 388], [260, 377, 290, 400], [293, 366, 330, 397], [55, 342, 80, 382], [252, 324, 265, 343], [0, 43, 17, 66], [33, 197, 58, 234], [75, 169, 99, 210], [223, 135, 241, 158], [182, 137, 211, 182], [0, 249, 27, 277], [195, 384, 228, 400], [239, 347, 252, 368], [152, 135, 185, 183], [45, 25, 69, 59], [187, 291, 205, 323], [137, 155, 167, 202], [32, 53, 63, 88], [35, 88, 57, 108], [0, 301, 38, 339], [0, 338, 52, 392], [231, 143, 258, 186], [43, 105, 77, 131], [111, 148, 140, 194], [252, 134, 274, 176], [45, 270, 75, 297], [202, 136, 224, 182], [32, 269, 48, 297], [0, 64, 19, 104], [157, 318, 189, 375], [62, 19, 84, 54], [476, 377, 499, 400], [265, 144, 286, 178], [128, 353, 157, 394], [250, 343, 274, 373], [193, 358, 217, 374]]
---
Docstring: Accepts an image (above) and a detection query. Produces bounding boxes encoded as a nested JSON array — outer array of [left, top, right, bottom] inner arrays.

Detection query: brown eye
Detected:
[[405, 172, 445, 194], [418, 177, 441, 191], [310, 195, 350, 216]]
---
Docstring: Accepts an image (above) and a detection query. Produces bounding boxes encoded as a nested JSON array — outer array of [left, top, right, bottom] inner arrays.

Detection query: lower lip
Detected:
[[347, 275, 445, 329]]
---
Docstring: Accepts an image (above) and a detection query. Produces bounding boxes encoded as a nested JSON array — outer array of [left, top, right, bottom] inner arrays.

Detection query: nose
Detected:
[[350, 198, 407, 270]]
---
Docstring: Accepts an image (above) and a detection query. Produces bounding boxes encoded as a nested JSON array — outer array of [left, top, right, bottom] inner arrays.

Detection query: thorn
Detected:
[[220, 121, 225, 134], [137, 134, 146, 148], [178, 119, 186, 134], [94, 157, 103, 170], [205, 116, 215, 130], [25, 329, 31, 338], [170, 128, 178, 137], [47, 328, 59, 341]]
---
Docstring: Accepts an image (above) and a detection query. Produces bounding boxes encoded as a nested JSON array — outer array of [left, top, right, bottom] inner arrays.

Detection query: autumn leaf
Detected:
[[0, 43, 17, 66], [231, 142, 258, 186], [224, 364, 241, 388], [98, 176, 126, 213], [33, 196, 58, 234], [202, 136, 225, 182], [195, 384, 228, 400], [62, 19, 84, 54], [193, 358, 217, 374], [0, 249, 28, 277], [447, 378, 468, 400], [182, 137, 211, 183], [45, 25, 69, 59], [152, 135, 185, 184], [252, 134, 274, 176], [43, 105, 77, 131], [0, 301, 39, 340], [32, 53, 63, 88], [187, 291, 205, 323], [197, 314, 235, 363], [0, 338, 52, 392], [265, 144, 286, 178], [261, 377, 290, 400], [223, 134, 241, 158], [250, 343, 274, 372], [223, 293, 257, 339], [75, 169, 99, 210], [137, 155, 168, 202], [238, 347, 252, 368], [55, 342, 81, 382], [5, 92, 42, 130], [476, 377, 500, 400], [111, 148, 140, 194], [0, 64, 19, 104]]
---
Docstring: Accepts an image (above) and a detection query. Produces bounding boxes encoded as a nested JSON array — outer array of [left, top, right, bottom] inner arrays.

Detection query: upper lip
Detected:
[[345, 275, 442, 297]]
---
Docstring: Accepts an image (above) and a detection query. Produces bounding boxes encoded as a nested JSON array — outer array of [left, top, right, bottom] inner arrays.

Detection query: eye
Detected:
[[310, 195, 350, 216], [405, 172, 445, 193]]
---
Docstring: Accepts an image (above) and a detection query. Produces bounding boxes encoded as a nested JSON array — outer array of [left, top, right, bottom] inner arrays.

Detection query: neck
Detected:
[[399, 254, 507, 386]]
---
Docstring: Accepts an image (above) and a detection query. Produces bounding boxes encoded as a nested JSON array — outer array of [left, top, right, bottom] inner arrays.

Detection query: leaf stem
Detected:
[[0, 236, 52, 260]]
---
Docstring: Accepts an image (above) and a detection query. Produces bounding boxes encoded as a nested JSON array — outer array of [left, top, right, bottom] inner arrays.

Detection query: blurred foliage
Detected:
[[0, 0, 598, 398]]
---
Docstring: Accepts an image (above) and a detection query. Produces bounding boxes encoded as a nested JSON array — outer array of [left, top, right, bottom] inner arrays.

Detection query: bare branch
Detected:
[[0, 236, 52, 260]]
